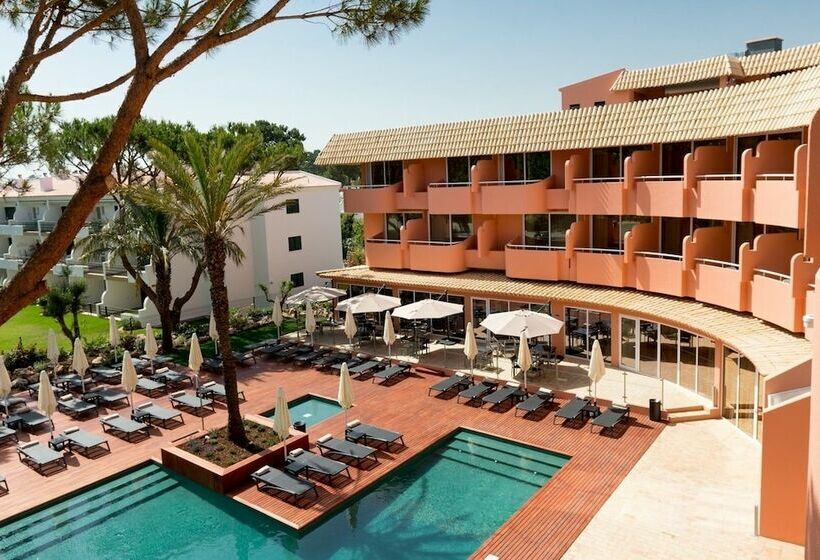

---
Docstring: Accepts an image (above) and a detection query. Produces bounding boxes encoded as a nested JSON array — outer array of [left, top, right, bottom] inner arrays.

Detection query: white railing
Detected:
[[342, 183, 392, 190], [634, 251, 683, 261], [407, 239, 463, 246], [695, 257, 740, 270], [366, 238, 401, 244], [428, 182, 471, 188], [697, 173, 741, 180], [574, 177, 624, 184], [479, 180, 540, 187], [756, 173, 795, 181], [753, 268, 791, 283], [575, 247, 624, 255], [635, 175, 684, 181], [506, 243, 564, 251]]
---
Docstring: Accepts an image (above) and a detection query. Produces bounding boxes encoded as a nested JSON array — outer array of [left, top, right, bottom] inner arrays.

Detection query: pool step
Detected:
[[442, 435, 567, 480], [667, 406, 718, 423]]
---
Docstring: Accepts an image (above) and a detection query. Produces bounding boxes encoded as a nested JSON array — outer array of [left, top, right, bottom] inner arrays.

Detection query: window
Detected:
[[503, 152, 551, 182], [524, 214, 572, 247], [3, 207, 14, 221], [569, 103, 580, 110], [446, 155, 490, 183], [287, 235, 302, 251], [450, 215, 473, 241], [369, 161, 403, 185], [593, 100, 605, 107], [385, 213, 422, 240], [290, 272, 304, 287], [429, 215, 473, 243], [285, 199, 300, 214]]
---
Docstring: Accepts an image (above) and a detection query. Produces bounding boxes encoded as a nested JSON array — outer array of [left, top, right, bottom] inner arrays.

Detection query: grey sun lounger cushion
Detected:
[[592, 405, 631, 431], [57, 395, 98, 418], [555, 397, 590, 422], [201, 358, 223, 372], [428, 373, 472, 396], [482, 382, 525, 406], [133, 402, 184, 426], [169, 391, 214, 413], [100, 414, 150, 441], [136, 376, 166, 396], [516, 388, 555, 414], [293, 348, 328, 364], [313, 352, 350, 368], [457, 381, 498, 403], [372, 363, 410, 382], [90, 366, 121, 382], [316, 434, 378, 466], [153, 368, 192, 387], [350, 360, 383, 375], [0, 425, 18, 445], [17, 441, 67, 474], [285, 448, 350, 480], [17, 410, 54, 432], [345, 420, 405, 448], [233, 351, 256, 365], [83, 388, 129, 406], [197, 381, 245, 402], [252, 466, 318, 502], [61, 427, 111, 454]]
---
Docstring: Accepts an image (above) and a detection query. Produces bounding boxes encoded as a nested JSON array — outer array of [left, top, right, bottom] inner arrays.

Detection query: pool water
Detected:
[[267, 395, 343, 428], [0, 430, 569, 560]]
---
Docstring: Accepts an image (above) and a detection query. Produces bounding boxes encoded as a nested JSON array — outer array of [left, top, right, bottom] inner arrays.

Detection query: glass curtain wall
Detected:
[[722, 346, 762, 439], [565, 307, 612, 362], [429, 215, 473, 243]]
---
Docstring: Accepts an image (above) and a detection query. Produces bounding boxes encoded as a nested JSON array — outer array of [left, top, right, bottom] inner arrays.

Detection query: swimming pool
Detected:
[[0, 430, 569, 559], [266, 394, 343, 428]]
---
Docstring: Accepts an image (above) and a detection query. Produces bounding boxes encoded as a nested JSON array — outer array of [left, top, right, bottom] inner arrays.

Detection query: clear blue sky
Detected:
[[3, 0, 820, 150]]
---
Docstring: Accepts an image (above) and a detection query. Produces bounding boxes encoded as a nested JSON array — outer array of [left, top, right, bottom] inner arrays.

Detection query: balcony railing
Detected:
[[343, 183, 392, 190], [574, 176, 624, 183], [39, 221, 57, 233], [428, 182, 471, 188], [575, 247, 624, 255], [696, 173, 741, 180], [479, 180, 540, 187], [695, 257, 740, 269], [365, 237, 401, 244], [408, 239, 466, 246], [756, 173, 795, 180], [634, 251, 683, 261], [635, 175, 684, 181], [506, 242, 565, 251], [11, 220, 39, 231], [753, 268, 791, 283]]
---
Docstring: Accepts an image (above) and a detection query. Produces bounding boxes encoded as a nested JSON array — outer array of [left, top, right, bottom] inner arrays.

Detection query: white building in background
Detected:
[[0, 172, 343, 324]]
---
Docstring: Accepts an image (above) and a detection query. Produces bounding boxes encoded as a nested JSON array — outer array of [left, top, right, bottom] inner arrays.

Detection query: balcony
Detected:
[[364, 239, 404, 269], [407, 238, 470, 273], [694, 175, 748, 221], [479, 178, 569, 214], [0, 223, 23, 236], [427, 183, 474, 214], [505, 243, 567, 281], [394, 190, 428, 211], [342, 184, 398, 213], [750, 270, 803, 332], [753, 174, 801, 228], [0, 256, 20, 271], [693, 258, 745, 311], [575, 248, 625, 287], [633, 252, 686, 297], [634, 176, 687, 217], [10, 220, 41, 233], [573, 178, 625, 215]]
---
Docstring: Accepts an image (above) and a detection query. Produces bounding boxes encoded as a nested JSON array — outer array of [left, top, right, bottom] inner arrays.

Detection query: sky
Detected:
[[3, 0, 820, 150]]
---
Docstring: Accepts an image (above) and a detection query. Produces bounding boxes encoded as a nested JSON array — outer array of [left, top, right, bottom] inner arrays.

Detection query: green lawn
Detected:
[[167, 318, 300, 364], [0, 305, 112, 352]]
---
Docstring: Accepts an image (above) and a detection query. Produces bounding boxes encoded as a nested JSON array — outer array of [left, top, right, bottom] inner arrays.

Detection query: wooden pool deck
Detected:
[[0, 357, 663, 559]]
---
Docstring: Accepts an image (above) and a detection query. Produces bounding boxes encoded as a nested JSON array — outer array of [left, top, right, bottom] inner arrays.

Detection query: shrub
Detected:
[[5, 345, 47, 370], [120, 316, 141, 333], [83, 336, 113, 363], [121, 334, 142, 353], [229, 307, 253, 331]]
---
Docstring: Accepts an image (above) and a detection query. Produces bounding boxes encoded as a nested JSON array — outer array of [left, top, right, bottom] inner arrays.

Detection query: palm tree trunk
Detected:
[[204, 234, 247, 446]]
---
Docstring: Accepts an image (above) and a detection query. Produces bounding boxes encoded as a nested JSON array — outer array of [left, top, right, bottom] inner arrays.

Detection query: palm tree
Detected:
[[39, 268, 86, 339], [130, 133, 297, 445], [76, 199, 205, 352]]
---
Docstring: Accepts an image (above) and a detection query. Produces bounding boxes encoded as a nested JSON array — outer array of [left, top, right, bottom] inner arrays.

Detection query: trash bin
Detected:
[[293, 421, 306, 433], [649, 399, 662, 422]]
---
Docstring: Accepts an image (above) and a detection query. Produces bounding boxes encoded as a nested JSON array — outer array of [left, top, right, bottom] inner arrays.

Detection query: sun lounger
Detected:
[[371, 362, 410, 384], [57, 395, 98, 418], [428, 373, 472, 396], [0, 475, 7, 493], [132, 402, 184, 428], [233, 351, 256, 366], [515, 387, 555, 416], [169, 391, 214, 414], [0, 396, 27, 413], [315, 434, 378, 467], [482, 381, 526, 408], [60, 427, 111, 456], [136, 375, 166, 397], [257, 342, 293, 358], [276, 345, 314, 362], [89, 366, 121, 383], [100, 414, 150, 442], [0, 424, 18, 446], [554, 397, 592, 424], [293, 347, 329, 365], [345, 420, 405, 449], [82, 388, 129, 407], [331, 354, 369, 373], [142, 354, 175, 367], [152, 368, 192, 388], [349, 360, 383, 376], [312, 351, 350, 368], [457, 380, 499, 404], [17, 441, 67, 475], [284, 448, 351, 482], [13, 410, 54, 433], [591, 405, 631, 433], [251, 465, 318, 505], [201, 357, 223, 373], [196, 380, 245, 402], [243, 338, 280, 353]]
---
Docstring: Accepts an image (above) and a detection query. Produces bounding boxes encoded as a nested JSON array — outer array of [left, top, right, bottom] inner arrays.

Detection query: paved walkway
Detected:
[[561, 419, 805, 560]]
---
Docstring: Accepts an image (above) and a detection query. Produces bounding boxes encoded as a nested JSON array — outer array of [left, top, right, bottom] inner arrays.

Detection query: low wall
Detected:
[[161, 423, 309, 494]]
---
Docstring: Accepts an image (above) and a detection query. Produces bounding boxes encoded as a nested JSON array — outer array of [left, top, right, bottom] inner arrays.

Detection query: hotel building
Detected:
[[0, 171, 343, 324], [317, 38, 820, 549]]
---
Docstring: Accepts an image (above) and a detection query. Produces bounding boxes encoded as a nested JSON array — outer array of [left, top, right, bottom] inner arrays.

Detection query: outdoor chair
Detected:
[[251, 465, 318, 506], [371, 362, 411, 384], [168, 391, 215, 415], [0, 424, 18, 446], [82, 388, 129, 407], [196, 380, 245, 402], [132, 402, 184, 428], [284, 448, 351, 483], [515, 387, 555, 417], [56, 395, 98, 418], [60, 427, 111, 457], [591, 405, 631, 434], [17, 441, 67, 475], [345, 420, 405, 450], [456, 380, 499, 405], [554, 396, 593, 425], [428, 373, 472, 397], [135, 375, 166, 397], [100, 414, 150, 442], [315, 434, 379, 468], [481, 381, 526, 408]]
